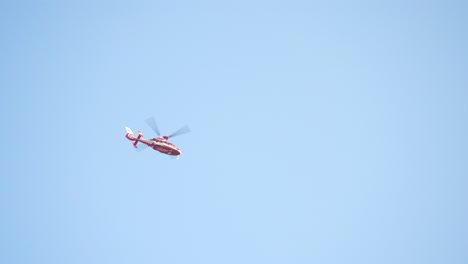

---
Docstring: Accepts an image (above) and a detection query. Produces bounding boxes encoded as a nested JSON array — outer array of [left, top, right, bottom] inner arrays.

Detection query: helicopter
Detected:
[[125, 117, 190, 158]]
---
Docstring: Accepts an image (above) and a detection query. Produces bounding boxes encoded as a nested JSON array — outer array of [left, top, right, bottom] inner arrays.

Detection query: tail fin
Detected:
[[125, 127, 134, 136], [125, 127, 144, 148]]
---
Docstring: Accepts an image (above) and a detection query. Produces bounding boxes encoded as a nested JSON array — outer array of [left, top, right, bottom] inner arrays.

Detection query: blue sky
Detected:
[[1, 1, 467, 263]]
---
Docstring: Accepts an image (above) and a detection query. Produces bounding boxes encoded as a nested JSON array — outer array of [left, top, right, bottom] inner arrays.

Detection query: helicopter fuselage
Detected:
[[126, 131, 182, 156]]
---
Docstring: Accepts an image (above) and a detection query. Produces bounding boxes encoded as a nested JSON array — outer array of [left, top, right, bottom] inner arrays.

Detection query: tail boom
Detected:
[[125, 127, 144, 148]]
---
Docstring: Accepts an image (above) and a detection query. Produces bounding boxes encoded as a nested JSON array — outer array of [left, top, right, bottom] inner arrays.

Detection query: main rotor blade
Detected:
[[168, 126, 191, 138], [145, 117, 160, 136]]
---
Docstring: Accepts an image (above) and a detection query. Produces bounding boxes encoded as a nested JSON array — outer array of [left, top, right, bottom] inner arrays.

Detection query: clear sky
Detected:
[[1, 1, 467, 263]]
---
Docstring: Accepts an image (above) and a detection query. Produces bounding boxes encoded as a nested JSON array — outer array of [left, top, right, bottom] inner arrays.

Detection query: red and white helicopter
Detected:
[[125, 117, 190, 158]]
